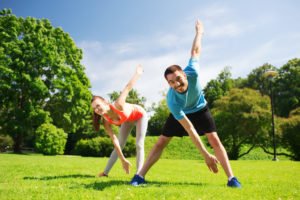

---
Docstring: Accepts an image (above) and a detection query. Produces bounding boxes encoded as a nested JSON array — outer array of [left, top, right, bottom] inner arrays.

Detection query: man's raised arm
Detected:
[[191, 20, 204, 58]]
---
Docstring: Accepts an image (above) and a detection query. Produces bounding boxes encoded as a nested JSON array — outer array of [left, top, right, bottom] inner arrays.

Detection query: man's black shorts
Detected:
[[162, 106, 217, 137]]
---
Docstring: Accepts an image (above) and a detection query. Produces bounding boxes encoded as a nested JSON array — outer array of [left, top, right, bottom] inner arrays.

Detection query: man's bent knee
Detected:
[[155, 135, 171, 149], [206, 132, 222, 148]]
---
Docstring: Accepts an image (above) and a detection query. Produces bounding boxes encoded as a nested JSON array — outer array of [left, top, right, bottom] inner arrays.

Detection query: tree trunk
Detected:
[[13, 133, 23, 153], [228, 145, 240, 160]]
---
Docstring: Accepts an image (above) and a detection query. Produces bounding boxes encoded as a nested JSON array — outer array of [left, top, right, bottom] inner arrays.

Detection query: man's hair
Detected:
[[164, 65, 183, 80]]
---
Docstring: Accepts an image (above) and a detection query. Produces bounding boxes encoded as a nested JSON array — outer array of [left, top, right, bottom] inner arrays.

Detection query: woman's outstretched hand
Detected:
[[97, 171, 108, 177], [135, 64, 143, 76], [122, 158, 132, 174]]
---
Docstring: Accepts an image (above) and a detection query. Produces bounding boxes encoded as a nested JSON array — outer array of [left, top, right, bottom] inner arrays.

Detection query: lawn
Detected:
[[0, 153, 299, 200]]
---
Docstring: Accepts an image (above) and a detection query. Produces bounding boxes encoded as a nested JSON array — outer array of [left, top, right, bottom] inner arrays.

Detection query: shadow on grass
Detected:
[[24, 174, 95, 180], [24, 174, 207, 191], [84, 179, 206, 191]]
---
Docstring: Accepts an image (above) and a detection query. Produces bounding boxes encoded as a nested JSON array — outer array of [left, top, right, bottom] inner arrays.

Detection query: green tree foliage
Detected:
[[204, 67, 235, 108], [148, 99, 169, 136], [0, 9, 92, 153], [280, 108, 300, 160], [275, 58, 300, 117], [35, 123, 67, 155], [108, 89, 146, 108], [212, 88, 271, 160], [244, 63, 277, 95]]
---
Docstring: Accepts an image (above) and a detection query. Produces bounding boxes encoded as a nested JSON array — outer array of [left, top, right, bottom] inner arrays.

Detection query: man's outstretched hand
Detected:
[[195, 19, 204, 35], [204, 154, 219, 173]]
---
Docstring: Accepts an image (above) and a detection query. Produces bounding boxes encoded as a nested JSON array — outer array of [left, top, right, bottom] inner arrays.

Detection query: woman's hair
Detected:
[[164, 65, 183, 80], [91, 95, 106, 131]]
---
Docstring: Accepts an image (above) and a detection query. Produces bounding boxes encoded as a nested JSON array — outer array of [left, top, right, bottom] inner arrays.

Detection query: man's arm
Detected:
[[115, 65, 143, 110], [178, 116, 219, 173], [191, 20, 204, 59]]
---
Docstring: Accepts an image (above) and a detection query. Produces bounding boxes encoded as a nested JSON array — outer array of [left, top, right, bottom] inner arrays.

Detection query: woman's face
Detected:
[[91, 98, 110, 115]]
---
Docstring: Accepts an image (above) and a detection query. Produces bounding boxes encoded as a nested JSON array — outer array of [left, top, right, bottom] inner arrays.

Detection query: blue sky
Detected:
[[1, 0, 300, 106]]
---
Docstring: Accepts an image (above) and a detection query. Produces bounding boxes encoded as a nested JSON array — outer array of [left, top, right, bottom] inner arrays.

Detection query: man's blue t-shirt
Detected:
[[166, 57, 207, 120]]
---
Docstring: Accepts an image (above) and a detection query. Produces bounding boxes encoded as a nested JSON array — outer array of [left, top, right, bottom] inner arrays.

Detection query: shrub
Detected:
[[281, 108, 300, 160], [35, 123, 67, 155], [0, 134, 14, 152], [74, 136, 136, 157]]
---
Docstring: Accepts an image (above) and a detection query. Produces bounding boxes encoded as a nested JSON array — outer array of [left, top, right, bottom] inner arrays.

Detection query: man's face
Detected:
[[166, 70, 188, 93]]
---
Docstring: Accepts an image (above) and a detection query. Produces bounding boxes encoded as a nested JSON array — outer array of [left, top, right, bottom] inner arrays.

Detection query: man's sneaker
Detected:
[[130, 174, 146, 186], [227, 177, 241, 188]]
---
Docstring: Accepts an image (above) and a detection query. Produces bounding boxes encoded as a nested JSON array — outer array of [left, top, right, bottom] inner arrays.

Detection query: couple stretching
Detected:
[[91, 20, 241, 188]]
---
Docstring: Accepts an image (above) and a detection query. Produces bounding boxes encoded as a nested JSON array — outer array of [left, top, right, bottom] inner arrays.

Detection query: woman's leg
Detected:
[[103, 122, 133, 175], [135, 114, 148, 174]]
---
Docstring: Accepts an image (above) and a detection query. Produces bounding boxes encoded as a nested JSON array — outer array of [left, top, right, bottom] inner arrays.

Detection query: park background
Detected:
[[0, 0, 300, 199]]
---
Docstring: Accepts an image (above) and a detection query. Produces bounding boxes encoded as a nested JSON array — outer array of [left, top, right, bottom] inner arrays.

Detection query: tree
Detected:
[[0, 9, 92, 153], [108, 89, 146, 108], [212, 88, 271, 160], [280, 108, 300, 160], [244, 63, 277, 95], [204, 67, 234, 108], [275, 58, 300, 117], [147, 99, 169, 136]]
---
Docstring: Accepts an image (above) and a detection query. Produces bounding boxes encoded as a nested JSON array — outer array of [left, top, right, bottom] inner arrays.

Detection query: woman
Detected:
[[91, 65, 148, 176]]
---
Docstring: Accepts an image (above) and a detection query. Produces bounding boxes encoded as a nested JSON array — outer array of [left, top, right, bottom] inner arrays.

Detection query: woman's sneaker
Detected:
[[227, 177, 241, 188], [130, 174, 146, 186]]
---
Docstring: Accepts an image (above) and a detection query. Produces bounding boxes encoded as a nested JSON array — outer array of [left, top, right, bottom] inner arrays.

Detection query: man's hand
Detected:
[[195, 19, 204, 34], [204, 154, 219, 173], [122, 158, 132, 174]]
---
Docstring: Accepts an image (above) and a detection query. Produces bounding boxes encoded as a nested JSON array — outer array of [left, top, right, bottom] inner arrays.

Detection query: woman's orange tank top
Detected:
[[103, 104, 144, 126]]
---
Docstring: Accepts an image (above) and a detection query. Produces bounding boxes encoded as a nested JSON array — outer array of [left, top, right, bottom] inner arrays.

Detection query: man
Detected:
[[130, 20, 241, 188]]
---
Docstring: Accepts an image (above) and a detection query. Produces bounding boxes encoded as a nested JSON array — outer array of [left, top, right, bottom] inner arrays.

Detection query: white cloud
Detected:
[[78, 5, 300, 107]]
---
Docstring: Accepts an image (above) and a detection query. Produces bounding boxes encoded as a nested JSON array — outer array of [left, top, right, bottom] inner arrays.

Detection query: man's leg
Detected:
[[206, 132, 241, 188], [206, 132, 233, 178], [130, 135, 171, 185], [139, 135, 171, 177]]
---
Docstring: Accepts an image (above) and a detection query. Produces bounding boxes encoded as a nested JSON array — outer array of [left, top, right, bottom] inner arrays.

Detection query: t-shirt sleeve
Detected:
[[184, 57, 200, 76], [167, 102, 185, 120]]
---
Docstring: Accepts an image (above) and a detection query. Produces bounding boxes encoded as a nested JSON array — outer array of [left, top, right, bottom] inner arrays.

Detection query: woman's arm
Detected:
[[115, 65, 143, 110], [103, 120, 132, 173]]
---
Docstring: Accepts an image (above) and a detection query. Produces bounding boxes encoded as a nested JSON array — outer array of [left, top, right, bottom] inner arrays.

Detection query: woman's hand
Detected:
[[135, 64, 143, 76], [97, 171, 108, 177], [122, 158, 132, 174]]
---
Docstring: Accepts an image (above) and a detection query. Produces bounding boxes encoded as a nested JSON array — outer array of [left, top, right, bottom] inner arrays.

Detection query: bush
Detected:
[[0, 134, 14, 152], [74, 136, 136, 157], [35, 123, 67, 155], [281, 108, 300, 160]]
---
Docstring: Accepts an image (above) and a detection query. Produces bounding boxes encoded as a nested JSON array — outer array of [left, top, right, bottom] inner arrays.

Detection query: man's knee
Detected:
[[206, 132, 222, 148], [155, 135, 171, 149]]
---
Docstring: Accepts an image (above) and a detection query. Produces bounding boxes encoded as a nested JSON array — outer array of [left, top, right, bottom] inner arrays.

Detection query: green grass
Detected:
[[0, 154, 299, 199], [144, 136, 291, 160]]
